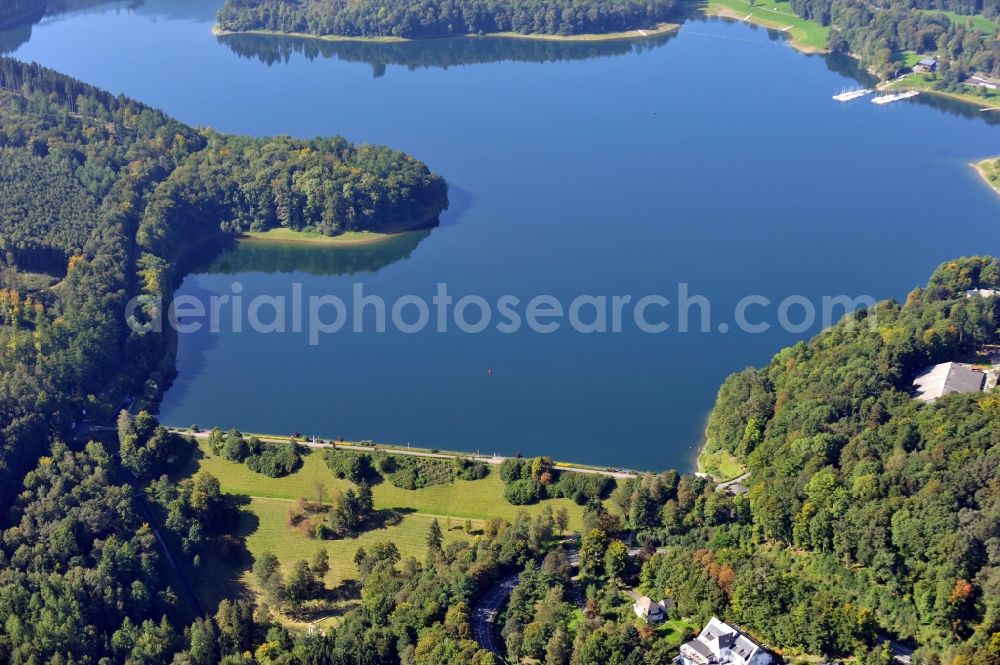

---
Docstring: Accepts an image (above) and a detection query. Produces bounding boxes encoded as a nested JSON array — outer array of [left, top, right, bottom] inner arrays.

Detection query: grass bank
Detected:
[[973, 157, 1000, 197], [882, 73, 1000, 108], [215, 22, 680, 44], [696, 448, 745, 481], [482, 22, 680, 41], [241, 228, 397, 246], [699, 0, 829, 53]]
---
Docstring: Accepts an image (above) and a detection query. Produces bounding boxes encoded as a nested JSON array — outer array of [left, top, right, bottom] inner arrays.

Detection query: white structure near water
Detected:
[[677, 617, 771, 665], [912, 362, 986, 402]]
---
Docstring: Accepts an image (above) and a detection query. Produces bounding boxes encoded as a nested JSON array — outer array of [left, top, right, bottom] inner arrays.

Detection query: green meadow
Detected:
[[921, 9, 997, 33], [178, 440, 593, 621], [182, 441, 588, 526], [700, 0, 830, 52]]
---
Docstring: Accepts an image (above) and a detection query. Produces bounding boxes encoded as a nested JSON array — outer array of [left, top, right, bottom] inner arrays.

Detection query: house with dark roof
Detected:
[[914, 57, 938, 72], [677, 617, 771, 665], [724, 482, 748, 497], [912, 362, 986, 402]]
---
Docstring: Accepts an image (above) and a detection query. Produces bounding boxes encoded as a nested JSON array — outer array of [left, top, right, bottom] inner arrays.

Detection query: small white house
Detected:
[[632, 596, 671, 623], [677, 617, 771, 665], [966, 288, 1000, 298]]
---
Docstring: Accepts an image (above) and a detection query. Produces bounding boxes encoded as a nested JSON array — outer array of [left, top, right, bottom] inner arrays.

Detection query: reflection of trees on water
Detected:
[[910, 91, 1000, 127], [218, 31, 680, 75], [1, 1, 137, 53], [205, 230, 433, 277], [0, 21, 35, 53], [1, 0, 218, 53]]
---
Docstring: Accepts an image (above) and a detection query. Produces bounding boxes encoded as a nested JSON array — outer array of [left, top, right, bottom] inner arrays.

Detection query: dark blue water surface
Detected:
[[7, 1, 999, 470]]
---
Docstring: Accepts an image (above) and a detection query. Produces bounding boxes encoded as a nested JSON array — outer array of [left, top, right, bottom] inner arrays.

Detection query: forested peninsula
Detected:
[[216, 0, 681, 39], [0, 54, 445, 492]]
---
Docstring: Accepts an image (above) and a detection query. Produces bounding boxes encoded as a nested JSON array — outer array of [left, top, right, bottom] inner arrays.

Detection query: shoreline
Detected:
[[213, 22, 681, 44], [240, 228, 406, 247], [881, 73, 1000, 109], [168, 426, 644, 479], [700, 2, 828, 54], [973, 157, 1000, 197], [214, 12, 1000, 116]]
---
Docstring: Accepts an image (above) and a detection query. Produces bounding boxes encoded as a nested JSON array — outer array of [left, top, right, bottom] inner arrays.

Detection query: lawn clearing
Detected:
[[973, 157, 1000, 197], [181, 440, 589, 528], [920, 9, 997, 33], [243, 228, 393, 245], [194, 496, 472, 631], [178, 439, 593, 621], [700, 0, 829, 52], [697, 449, 745, 481]]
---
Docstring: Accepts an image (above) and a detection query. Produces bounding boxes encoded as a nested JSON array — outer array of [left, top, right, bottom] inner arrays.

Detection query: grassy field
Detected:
[[179, 440, 593, 624], [697, 449, 745, 481], [182, 441, 589, 528], [700, 0, 829, 52], [654, 618, 699, 645], [973, 157, 1000, 197], [883, 73, 1000, 107], [920, 9, 998, 33], [195, 497, 471, 631], [243, 228, 394, 246]]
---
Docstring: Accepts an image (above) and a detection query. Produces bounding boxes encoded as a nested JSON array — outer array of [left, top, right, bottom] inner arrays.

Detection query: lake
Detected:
[[6, 0, 999, 471]]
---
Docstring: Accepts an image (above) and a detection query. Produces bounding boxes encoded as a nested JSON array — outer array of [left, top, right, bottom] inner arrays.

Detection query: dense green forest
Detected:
[[216, 0, 680, 38], [0, 58, 446, 663], [687, 256, 1000, 662]]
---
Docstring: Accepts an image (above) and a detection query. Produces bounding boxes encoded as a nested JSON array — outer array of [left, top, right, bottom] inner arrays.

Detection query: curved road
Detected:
[[471, 573, 519, 662]]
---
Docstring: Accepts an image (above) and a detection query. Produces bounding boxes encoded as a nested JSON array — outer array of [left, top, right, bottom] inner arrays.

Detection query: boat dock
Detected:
[[832, 89, 871, 102], [871, 90, 920, 105]]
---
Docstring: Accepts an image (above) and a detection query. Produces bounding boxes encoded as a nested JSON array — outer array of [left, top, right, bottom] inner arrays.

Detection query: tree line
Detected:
[[218, 30, 677, 73], [217, 0, 680, 39]]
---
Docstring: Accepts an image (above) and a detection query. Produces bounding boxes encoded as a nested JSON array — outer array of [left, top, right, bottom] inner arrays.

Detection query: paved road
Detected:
[[174, 429, 639, 479], [471, 573, 519, 662], [76, 427, 205, 619], [133, 490, 205, 618]]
